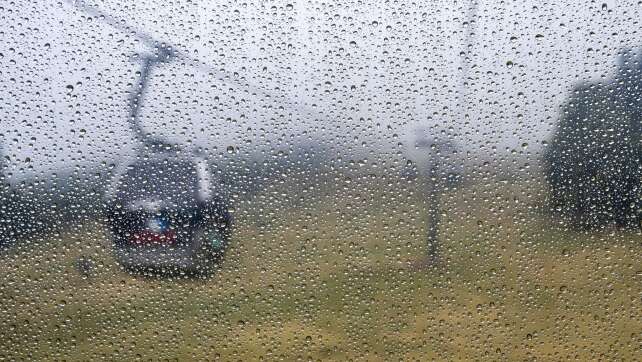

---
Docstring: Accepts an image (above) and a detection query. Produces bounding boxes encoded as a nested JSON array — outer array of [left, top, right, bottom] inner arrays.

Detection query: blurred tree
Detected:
[[0, 141, 13, 244], [545, 49, 641, 229], [0, 143, 47, 243]]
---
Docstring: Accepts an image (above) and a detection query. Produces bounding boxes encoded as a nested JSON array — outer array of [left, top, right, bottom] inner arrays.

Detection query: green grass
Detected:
[[1, 171, 640, 360]]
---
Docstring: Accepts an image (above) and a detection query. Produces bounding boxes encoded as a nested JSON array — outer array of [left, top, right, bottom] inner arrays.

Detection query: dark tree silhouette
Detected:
[[544, 49, 641, 229]]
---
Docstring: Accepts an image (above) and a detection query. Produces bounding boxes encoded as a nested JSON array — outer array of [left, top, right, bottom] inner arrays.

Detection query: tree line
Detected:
[[544, 48, 641, 229]]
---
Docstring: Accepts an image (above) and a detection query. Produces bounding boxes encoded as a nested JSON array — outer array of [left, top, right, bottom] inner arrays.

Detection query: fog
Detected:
[[1, 0, 640, 184]]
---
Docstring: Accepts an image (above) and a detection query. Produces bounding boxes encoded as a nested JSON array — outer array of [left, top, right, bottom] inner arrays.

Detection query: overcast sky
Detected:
[[1, 0, 640, 182]]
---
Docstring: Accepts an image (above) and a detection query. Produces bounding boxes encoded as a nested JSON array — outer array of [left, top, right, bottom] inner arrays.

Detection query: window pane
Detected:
[[1, 0, 640, 360]]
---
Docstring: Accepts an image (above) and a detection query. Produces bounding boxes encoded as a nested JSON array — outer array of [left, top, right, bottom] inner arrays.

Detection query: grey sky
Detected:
[[1, 0, 640, 182]]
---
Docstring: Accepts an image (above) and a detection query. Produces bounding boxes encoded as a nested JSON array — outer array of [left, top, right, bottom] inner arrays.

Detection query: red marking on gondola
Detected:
[[130, 230, 177, 245]]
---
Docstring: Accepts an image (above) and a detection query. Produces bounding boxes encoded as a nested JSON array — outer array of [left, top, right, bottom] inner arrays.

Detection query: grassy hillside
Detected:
[[0, 170, 640, 360]]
